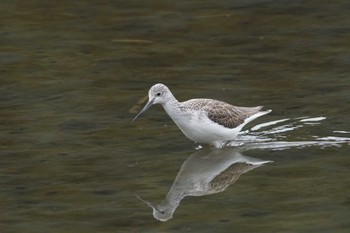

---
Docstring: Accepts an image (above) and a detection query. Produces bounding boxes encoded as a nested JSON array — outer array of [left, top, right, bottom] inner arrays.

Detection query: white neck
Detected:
[[161, 95, 181, 118]]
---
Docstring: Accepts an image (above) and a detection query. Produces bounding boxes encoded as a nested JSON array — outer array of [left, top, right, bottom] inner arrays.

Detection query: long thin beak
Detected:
[[132, 98, 154, 123], [135, 194, 158, 210]]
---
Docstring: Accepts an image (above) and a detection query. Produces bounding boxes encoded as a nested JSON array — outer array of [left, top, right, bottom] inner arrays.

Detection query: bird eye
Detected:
[[156, 92, 161, 96]]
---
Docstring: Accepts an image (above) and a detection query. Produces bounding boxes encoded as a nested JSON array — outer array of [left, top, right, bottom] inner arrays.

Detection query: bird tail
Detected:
[[243, 108, 272, 125]]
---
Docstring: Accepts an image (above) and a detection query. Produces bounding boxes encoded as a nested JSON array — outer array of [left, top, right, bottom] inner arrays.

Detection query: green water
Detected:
[[0, 0, 349, 232]]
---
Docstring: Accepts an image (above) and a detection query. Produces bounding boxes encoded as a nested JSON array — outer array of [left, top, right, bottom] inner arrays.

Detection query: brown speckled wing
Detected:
[[184, 99, 262, 129], [209, 162, 261, 192]]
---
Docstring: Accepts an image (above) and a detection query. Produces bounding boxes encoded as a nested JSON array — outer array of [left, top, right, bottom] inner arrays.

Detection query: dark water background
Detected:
[[0, 0, 349, 232]]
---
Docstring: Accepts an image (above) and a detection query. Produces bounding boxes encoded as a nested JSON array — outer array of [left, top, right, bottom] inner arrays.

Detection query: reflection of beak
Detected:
[[132, 98, 154, 123], [135, 194, 159, 211]]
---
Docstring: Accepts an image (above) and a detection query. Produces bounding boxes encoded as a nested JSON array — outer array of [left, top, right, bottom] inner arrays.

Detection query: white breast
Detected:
[[163, 104, 240, 144]]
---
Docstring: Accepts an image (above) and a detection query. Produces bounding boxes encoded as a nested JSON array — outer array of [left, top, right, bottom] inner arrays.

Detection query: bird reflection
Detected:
[[136, 148, 272, 222]]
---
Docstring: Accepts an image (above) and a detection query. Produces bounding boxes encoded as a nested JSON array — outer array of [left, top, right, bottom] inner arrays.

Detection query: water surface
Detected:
[[0, 0, 349, 232]]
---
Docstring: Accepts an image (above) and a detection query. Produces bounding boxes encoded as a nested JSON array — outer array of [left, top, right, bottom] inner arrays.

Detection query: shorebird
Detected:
[[132, 83, 271, 148]]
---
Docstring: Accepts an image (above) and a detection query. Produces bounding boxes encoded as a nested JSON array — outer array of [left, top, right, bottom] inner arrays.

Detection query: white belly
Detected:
[[163, 104, 242, 147], [173, 116, 241, 144]]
